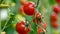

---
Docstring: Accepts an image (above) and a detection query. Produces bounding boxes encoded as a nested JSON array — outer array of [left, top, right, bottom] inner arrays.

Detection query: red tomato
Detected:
[[51, 22, 58, 28], [53, 5, 60, 14], [19, 5, 23, 12], [50, 12, 58, 22], [37, 27, 43, 34], [16, 21, 30, 34], [40, 22, 47, 29], [55, 0, 60, 3], [36, 12, 41, 19], [18, 5, 25, 16], [23, 2, 35, 16]]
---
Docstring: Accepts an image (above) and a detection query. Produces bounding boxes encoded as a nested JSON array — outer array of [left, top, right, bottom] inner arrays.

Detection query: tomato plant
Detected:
[[1, 0, 60, 34]]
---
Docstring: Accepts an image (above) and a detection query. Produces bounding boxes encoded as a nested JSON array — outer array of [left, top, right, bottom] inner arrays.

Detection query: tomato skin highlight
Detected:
[[23, 2, 35, 16], [16, 21, 30, 34]]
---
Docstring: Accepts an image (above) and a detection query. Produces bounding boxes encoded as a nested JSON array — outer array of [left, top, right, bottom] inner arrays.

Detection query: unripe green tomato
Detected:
[[12, 24, 16, 29], [11, 2, 16, 7], [14, 14, 25, 21]]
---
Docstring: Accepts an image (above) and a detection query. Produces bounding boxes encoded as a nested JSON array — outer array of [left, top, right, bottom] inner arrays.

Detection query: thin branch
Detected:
[[37, 24, 48, 34], [2, 19, 9, 31], [36, 0, 40, 8]]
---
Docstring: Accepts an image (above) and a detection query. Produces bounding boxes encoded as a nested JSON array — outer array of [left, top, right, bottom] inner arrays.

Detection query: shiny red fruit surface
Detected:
[[16, 21, 30, 34], [23, 2, 35, 16]]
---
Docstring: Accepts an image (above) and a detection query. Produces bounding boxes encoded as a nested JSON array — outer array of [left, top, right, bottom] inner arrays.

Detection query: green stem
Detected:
[[2, 19, 9, 31], [36, 0, 40, 8], [37, 24, 47, 34]]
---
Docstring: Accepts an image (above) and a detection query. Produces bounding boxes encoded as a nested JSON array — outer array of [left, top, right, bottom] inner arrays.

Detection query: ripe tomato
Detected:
[[50, 12, 58, 22], [51, 22, 58, 28], [36, 12, 41, 19], [18, 5, 25, 16], [53, 5, 60, 14], [37, 27, 43, 34], [16, 21, 30, 34], [40, 22, 47, 29], [55, 0, 60, 3], [23, 2, 35, 16]]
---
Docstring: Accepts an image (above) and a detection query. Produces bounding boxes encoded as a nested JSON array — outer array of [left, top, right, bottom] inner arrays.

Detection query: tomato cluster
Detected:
[[50, 12, 58, 28], [16, 0, 47, 34], [50, 1, 60, 28], [32, 12, 47, 34]]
